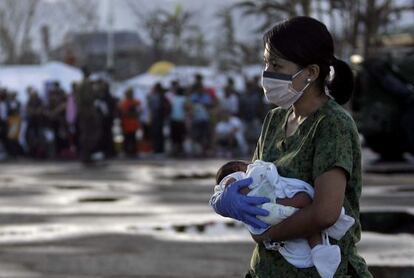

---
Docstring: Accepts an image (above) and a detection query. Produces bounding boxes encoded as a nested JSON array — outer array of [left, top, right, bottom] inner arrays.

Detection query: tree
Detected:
[[327, 0, 414, 57], [233, 0, 414, 58], [127, 1, 170, 61], [0, 0, 101, 64], [0, 0, 40, 64], [35, 0, 101, 65], [182, 25, 208, 65], [214, 7, 241, 71], [358, 0, 414, 57], [213, 6, 265, 70], [60, 0, 100, 32], [165, 4, 195, 59], [233, 0, 314, 32], [127, 1, 203, 64]]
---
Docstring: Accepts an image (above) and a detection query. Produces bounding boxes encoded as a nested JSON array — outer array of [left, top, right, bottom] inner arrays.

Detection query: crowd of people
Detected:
[[0, 68, 270, 163]]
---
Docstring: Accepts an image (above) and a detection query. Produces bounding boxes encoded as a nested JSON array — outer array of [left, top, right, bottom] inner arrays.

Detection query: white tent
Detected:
[[116, 64, 263, 101], [0, 61, 83, 102], [116, 66, 223, 99]]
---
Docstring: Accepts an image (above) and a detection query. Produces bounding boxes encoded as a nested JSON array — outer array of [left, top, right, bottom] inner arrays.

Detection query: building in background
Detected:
[[50, 31, 151, 80]]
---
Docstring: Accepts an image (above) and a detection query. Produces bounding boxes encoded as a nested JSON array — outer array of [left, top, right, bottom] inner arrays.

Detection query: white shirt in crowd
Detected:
[[0, 102, 7, 121], [220, 94, 239, 115]]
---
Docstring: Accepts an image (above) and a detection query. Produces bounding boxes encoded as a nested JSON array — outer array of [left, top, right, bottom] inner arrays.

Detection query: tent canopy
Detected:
[[147, 61, 175, 76], [0, 61, 82, 102]]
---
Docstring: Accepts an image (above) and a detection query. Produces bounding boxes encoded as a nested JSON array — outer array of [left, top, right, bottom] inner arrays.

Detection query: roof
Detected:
[[65, 31, 145, 54]]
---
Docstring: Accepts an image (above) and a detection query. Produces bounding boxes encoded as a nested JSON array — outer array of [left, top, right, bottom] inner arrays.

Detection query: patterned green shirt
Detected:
[[249, 99, 372, 277]]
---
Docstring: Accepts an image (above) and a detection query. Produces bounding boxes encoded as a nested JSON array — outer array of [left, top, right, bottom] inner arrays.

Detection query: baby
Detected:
[[215, 160, 321, 246], [214, 160, 356, 278]]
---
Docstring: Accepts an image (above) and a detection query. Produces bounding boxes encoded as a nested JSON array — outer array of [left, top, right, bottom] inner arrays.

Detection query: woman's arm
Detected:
[[276, 192, 312, 208], [252, 167, 347, 243]]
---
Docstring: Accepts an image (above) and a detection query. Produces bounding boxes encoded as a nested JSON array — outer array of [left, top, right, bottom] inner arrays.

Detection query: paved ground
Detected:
[[0, 154, 413, 277]]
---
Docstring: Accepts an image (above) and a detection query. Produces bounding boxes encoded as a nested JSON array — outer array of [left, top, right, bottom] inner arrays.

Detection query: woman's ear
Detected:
[[307, 64, 320, 83]]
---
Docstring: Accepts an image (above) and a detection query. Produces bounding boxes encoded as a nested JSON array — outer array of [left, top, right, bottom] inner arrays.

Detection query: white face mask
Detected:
[[261, 69, 311, 109]]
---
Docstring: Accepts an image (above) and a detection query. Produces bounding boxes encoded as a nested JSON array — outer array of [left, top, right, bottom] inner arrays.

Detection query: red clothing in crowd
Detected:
[[119, 99, 140, 134]]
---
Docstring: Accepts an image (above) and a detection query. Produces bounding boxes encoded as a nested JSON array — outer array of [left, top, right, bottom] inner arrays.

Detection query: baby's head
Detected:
[[216, 160, 249, 185]]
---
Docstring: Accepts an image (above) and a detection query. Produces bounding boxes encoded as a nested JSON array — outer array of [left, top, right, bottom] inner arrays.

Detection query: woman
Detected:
[[119, 88, 140, 156], [210, 16, 372, 277]]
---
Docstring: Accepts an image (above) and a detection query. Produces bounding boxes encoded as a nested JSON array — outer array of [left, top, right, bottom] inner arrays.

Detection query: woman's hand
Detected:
[[251, 232, 268, 243], [210, 177, 270, 229]]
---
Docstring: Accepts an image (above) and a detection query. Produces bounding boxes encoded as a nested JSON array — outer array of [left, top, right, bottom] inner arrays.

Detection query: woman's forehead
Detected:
[[264, 44, 287, 63]]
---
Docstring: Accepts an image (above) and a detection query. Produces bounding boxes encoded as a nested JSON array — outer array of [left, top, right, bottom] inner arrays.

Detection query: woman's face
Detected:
[[263, 43, 309, 92]]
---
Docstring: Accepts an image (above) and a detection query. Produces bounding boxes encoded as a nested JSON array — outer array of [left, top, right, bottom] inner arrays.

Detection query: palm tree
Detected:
[[214, 7, 241, 71], [233, 0, 414, 57], [183, 25, 208, 65], [232, 0, 313, 32], [358, 0, 414, 57], [127, 1, 170, 61], [164, 4, 195, 59], [128, 1, 199, 63]]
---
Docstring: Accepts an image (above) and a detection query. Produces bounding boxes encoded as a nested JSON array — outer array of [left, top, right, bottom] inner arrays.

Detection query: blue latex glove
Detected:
[[210, 177, 270, 229]]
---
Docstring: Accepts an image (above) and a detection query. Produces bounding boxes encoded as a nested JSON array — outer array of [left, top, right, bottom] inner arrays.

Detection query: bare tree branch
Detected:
[[60, 0, 100, 32], [0, 0, 40, 63], [127, 0, 200, 63]]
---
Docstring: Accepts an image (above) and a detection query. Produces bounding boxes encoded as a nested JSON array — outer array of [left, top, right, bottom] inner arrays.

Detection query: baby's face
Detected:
[[223, 175, 251, 195], [224, 177, 237, 187]]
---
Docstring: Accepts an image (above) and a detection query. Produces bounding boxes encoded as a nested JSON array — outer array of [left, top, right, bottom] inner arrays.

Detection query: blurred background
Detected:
[[0, 0, 413, 277]]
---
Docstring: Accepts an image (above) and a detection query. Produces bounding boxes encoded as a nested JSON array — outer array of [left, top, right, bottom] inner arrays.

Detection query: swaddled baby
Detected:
[[213, 160, 356, 278]]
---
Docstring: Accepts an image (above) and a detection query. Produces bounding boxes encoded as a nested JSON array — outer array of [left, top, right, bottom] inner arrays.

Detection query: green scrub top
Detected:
[[249, 99, 372, 277]]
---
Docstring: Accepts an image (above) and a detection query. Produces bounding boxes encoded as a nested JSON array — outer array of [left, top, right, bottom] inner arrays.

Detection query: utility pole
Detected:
[[40, 25, 50, 64], [106, 0, 115, 72]]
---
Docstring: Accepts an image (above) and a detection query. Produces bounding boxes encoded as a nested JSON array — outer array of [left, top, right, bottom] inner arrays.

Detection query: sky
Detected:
[[38, 0, 262, 49], [19, 0, 414, 60], [95, 0, 414, 35]]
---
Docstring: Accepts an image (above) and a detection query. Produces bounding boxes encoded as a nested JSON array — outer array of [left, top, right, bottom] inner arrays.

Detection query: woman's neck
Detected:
[[293, 89, 329, 118]]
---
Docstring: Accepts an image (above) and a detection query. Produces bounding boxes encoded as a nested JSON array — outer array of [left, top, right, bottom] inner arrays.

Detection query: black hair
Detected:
[[125, 88, 134, 98], [171, 80, 179, 87], [216, 160, 249, 184], [195, 73, 203, 82], [153, 82, 164, 93], [81, 66, 91, 78], [227, 77, 234, 85], [263, 16, 354, 105], [176, 87, 185, 96]]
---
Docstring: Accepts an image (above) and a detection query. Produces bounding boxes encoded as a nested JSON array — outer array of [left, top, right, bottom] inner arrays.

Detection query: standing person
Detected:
[[192, 73, 219, 155], [25, 87, 47, 158], [0, 89, 9, 156], [100, 81, 116, 158], [165, 80, 180, 103], [75, 67, 102, 164], [169, 87, 189, 157], [48, 82, 68, 157], [119, 88, 140, 157], [6, 92, 23, 157], [147, 83, 170, 155], [213, 109, 247, 157], [239, 78, 267, 152], [93, 80, 116, 158], [138, 93, 152, 155], [66, 83, 78, 158], [189, 83, 212, 156], [210, 16, 372, 277], [220, 77, 240, 116]]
